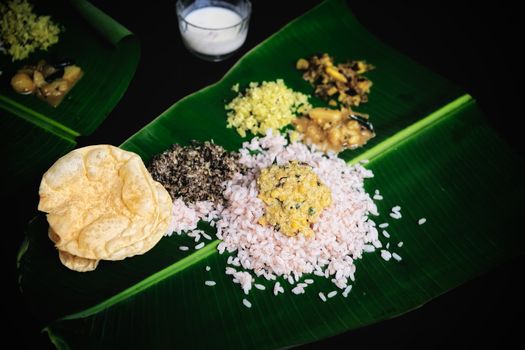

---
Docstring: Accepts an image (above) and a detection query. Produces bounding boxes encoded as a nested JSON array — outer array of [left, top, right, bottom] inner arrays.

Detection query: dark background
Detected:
[[9, 0, 524, 348]]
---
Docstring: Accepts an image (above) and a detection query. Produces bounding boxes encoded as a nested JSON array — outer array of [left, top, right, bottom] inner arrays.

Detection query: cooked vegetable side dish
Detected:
[[0, 0, 61, 61], [225, 79, 311, 137], [297, 53, 373, 108], [293, 107, 375, 152], [11, 59, 83, 107]]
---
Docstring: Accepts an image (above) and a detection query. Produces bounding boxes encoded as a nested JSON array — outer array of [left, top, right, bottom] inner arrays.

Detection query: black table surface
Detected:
[[9, 0, 524, 348]]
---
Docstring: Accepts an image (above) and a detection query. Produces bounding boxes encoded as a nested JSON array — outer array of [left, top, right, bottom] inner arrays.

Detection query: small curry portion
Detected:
[[294, 53, 375, 153], [293, 107, 375, 153], [257, 161, 332, 237], [10, 59, 83, 107]]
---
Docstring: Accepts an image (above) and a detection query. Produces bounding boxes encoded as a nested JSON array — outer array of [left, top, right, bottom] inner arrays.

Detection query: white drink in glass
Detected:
[[183, 7, 245, 56], [177, 1, 251, 61]]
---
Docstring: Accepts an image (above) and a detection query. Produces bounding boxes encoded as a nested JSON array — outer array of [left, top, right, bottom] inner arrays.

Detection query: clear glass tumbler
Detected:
[[176, 0, 252, 62]]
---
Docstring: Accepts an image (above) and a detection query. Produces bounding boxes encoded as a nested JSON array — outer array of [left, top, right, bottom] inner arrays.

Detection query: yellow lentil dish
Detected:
[[257, 161, 332, 237]]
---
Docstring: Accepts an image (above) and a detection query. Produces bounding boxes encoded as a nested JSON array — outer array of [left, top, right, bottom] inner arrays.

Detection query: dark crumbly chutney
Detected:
[[148, 141, 244, 205]]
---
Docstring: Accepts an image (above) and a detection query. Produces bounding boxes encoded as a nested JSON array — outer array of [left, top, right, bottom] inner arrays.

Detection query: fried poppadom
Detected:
[[48, 227, 99, 272], [38, 145, 173, 271]]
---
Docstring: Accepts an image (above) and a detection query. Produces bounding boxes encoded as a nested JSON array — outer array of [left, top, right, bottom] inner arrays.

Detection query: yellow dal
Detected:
[[257, 161, 332, 237]]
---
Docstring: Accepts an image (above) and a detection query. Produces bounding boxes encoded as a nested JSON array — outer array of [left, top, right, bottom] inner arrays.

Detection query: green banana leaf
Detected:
[[1, 0, 140, 194], [17, 0, 524, 348]]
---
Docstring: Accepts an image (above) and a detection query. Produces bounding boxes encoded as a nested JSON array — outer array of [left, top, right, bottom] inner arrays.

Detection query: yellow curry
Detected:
[[257, 161, 332, 237]]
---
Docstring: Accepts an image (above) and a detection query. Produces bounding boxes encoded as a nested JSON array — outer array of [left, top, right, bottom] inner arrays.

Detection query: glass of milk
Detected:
[[176, 0, 251, 62]]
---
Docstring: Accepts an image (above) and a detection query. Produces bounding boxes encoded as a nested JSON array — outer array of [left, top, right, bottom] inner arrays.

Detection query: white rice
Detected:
[[292, 286, 305, 295], [372, 239, 382, 249], [216, 131, 380, 291], [380, 250, 392, 261], [349, 272, 355, 282], [273, 281, 283, 295], [231, 257, 241, 267], [225, 267, 237, 275], [389, 206, 402, 219], [165, 200, 222, 237], [392, 252, 402, 261], [327, 290, 338, 298], [363, 244, 375, 253], [390, 212, 402, 219], [166, 132, 406, 299], [205, 280, 216, 286], [397, 241, 404, 248], [242, 298, 252, 308], [230, 270, 253, 295], [179, 246, 189, 251], [418, 218, 427, 225]]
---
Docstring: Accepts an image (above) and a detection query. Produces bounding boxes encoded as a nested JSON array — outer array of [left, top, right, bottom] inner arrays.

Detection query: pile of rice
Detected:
[[168, 130, 390, 294], [215, 131, 380, 291]]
